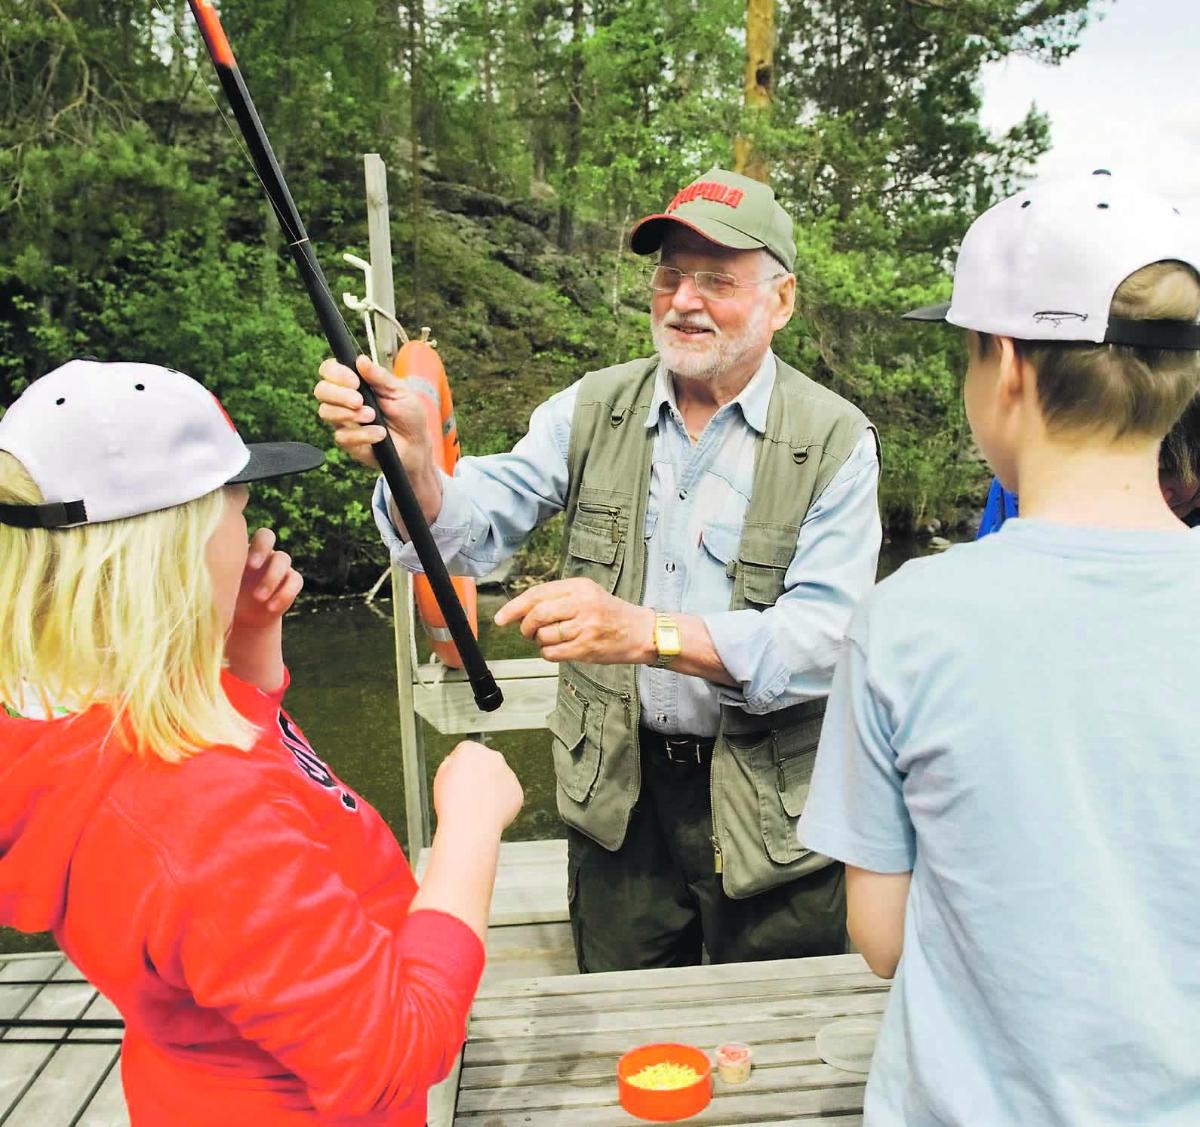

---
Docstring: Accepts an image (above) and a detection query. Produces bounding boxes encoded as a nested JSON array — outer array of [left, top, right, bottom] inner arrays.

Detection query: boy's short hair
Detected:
[[980, 261, 1200, 440]]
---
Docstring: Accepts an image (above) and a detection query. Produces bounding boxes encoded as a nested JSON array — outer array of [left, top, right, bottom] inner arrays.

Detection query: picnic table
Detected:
[[451, 952, 887, 1125]]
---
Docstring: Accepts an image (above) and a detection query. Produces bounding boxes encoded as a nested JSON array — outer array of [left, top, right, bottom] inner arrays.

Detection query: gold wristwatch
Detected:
[[653, 613, 682, 668]]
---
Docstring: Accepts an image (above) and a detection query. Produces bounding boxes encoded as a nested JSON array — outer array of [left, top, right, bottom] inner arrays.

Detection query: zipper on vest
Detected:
[[569, 663, 633, 708], [709, 758, 723, 874], [577, 501, 621, 519]]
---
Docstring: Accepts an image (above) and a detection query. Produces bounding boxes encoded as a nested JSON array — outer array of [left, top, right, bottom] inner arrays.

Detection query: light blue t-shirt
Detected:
[[799, 518, 1200, 1127]]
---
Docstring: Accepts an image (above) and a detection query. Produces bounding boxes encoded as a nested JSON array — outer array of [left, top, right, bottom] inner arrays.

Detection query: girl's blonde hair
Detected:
[[0, 452, 256, 761]]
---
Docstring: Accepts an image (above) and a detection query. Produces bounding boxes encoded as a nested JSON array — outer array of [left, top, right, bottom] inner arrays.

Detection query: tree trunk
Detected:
[[408, 0, 424, 324], [556, 0, 584, 251], [733, 0, 773, 183], [376, 0, 406, 157]]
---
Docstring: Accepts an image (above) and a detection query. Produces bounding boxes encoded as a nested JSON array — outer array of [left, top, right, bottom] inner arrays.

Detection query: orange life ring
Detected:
[[392, 340, 478, 668]]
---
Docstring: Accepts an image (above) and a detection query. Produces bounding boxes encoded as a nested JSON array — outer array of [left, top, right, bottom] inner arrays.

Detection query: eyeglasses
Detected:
[[646, 264, 785, 301]]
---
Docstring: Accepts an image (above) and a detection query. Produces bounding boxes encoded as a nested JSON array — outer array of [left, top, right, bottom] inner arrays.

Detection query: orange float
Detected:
[[392, 338, 478, 668]]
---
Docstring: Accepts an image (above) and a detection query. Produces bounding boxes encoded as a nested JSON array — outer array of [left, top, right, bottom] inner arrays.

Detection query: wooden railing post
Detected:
[[364, 152, 431, 856]]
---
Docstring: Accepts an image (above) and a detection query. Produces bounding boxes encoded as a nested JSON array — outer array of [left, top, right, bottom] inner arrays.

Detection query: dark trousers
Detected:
[[566, 739, 847, 973]]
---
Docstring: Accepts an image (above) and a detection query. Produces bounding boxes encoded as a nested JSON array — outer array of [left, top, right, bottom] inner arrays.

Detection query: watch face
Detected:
[[656, 622, 682, 655]]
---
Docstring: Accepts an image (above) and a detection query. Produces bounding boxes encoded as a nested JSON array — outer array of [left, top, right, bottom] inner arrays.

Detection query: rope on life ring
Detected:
[[393, 335, 479, 668]]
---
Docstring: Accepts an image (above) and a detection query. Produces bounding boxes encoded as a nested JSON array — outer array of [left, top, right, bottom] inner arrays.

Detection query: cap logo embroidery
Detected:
[[666, 182, 745, 213], [1033, 311, 1089, 327]]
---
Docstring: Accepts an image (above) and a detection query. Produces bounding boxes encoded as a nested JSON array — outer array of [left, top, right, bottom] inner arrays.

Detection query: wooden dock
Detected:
[[0, 837, 573, 1127], [0, 853, 884, 1125], [0, 951, 125, 1126]]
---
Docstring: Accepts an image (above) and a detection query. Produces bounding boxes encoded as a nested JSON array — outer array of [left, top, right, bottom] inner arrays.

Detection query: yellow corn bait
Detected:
[[627, 1061, 701, 1090]]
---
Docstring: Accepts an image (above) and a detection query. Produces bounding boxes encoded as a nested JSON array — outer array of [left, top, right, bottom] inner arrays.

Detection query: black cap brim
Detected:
[[228, 441, 325, 485], [901, 303, 951, 323]]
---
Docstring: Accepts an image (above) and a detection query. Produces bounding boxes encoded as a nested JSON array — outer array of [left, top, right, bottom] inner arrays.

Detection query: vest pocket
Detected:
[[548, 680, 603, 803], [564, 517, 626, 594], [741, 563, 787, 606], [753, 714, 823, 863], [734, 524, 796, 607]]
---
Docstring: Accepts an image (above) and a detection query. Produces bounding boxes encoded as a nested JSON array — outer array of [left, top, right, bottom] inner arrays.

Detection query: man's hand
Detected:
[[495, 578, 657, 665], [313, 355, 443, 524]]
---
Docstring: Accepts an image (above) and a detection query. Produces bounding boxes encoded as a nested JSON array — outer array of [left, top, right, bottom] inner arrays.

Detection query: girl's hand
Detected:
[[233, 528, 304, 632], [433, 741, 525, 836]]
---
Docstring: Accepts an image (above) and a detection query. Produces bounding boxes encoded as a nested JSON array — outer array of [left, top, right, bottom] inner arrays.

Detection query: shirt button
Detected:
[[665, 561, 675, 573], [678, 489, 687, 500]]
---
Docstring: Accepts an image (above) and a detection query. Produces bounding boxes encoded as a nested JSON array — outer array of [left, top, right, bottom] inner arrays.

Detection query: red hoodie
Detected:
[[0, 671, 484, 1126]]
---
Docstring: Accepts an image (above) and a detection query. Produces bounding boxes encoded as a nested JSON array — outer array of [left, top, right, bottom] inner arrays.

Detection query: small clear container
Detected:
[[815, 1017, 881, 1074], [714, 1042, 752, 1084]]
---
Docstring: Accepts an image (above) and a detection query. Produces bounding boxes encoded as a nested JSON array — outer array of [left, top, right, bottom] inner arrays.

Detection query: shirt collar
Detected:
[[646, 350, 777, 435]]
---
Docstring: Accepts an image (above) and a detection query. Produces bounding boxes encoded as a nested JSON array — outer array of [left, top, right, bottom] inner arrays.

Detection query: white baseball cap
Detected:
[[0, 359, 324, 529], [904, 170, 1200, 349]]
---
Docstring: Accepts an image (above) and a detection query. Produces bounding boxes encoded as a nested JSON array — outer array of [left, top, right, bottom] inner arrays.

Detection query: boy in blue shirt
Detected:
[[799, 171, 1200, 1126]]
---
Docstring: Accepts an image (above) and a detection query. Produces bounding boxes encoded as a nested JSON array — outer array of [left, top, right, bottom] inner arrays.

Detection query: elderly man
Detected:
[[314, 168, 881, 972]]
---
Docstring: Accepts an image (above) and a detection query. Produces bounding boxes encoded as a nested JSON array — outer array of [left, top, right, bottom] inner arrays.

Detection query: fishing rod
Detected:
[[186, 0, 502, 713]]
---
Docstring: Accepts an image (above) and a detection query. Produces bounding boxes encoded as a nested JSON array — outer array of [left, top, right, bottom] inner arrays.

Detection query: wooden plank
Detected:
[[416, 839, 565, 877], [66, 994, 121, 1044], [72, 1061, 129, 1127], [462, 1050, 867, 1092], [414, 676, 557, 735], [392, 565, 431, 857], [425, 1048, 462, 1127], [417, 658, 557, 683], [468, 970, 883, 1022], [0, 956, 74, 1096], [6, 1043, 119, 1127], [416, 839, 569, 927], [457, 1056, 867, 1114], [475, 953, 872, 1000], [363, 153, 399, 365], [480, 922, 576, 987], [0, 970, 102, 1121], [362, 153, 433, 859], [454, 1080, 866, 1124], [463, 992, 887, 1054]]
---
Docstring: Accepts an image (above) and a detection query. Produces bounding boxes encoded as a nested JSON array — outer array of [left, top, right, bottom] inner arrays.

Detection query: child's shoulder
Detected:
[[869, 536, 1009, 615]]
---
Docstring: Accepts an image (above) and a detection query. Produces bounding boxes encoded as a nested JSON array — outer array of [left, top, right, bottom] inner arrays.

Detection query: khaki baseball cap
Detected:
[[630, 167, 796, 272]]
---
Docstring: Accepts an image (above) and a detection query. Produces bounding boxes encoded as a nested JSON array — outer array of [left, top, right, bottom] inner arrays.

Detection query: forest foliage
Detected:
[[1, 0, 1098, 587]]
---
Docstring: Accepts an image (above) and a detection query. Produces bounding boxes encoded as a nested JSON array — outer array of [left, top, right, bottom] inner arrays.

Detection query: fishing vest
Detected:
[[548, 354, 874, 899]]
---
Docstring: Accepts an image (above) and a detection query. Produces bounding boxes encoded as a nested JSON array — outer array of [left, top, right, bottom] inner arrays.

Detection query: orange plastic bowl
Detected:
[[617, 1042, 713, 1121]]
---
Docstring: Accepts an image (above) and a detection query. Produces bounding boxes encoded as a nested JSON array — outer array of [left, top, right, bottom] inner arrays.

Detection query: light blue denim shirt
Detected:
[[374, 351, 881, 736]]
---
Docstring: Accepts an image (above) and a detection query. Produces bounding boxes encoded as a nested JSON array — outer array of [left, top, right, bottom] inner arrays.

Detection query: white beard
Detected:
[[651, 302, 771, 381]]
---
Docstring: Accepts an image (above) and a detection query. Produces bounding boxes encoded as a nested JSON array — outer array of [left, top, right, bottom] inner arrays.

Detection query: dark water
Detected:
[[0, 534, 953, 954]]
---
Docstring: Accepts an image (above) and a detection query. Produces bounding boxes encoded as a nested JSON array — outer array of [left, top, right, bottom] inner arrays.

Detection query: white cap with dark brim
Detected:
[[0, 360, 324, 529], [902, 171, 1200, 350]]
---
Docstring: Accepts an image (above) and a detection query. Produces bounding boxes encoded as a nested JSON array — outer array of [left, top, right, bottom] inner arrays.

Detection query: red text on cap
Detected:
[[666, 182, 745, 213]]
